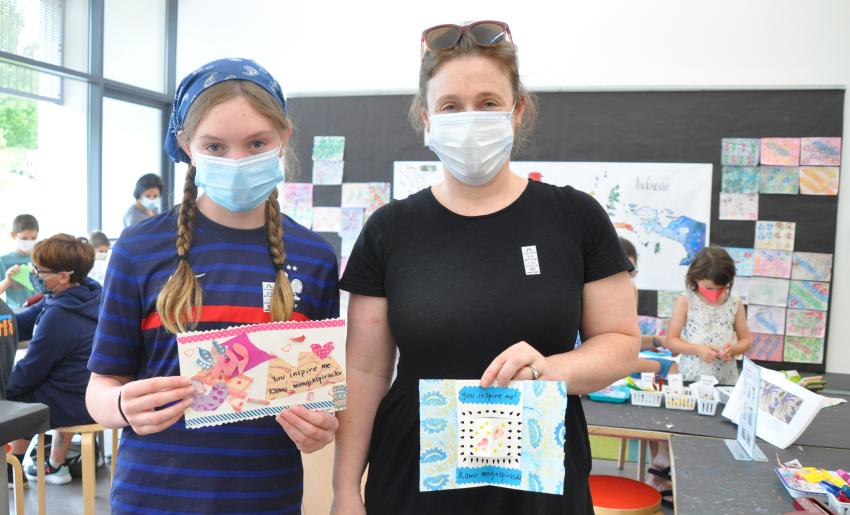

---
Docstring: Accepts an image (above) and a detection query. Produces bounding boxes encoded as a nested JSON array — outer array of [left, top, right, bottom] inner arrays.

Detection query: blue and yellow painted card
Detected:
[[419, 379, 568, 494]]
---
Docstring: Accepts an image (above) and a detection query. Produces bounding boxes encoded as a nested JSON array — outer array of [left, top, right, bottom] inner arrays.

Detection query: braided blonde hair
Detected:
[[156, 81, 296, 334]]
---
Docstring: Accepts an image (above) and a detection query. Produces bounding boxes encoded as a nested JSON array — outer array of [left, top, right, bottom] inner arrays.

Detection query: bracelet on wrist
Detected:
[[117, 389, 131, 426]]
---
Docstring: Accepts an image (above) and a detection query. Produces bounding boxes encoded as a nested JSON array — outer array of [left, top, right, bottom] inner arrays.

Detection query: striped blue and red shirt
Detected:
[[89, 208, 339, 515]]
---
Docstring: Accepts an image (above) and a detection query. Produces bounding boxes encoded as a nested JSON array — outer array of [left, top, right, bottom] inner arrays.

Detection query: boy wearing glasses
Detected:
[[6, 234, 100, 485]]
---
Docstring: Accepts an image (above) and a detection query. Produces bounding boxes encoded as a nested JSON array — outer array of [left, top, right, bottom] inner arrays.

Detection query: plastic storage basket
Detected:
[[829, 493, 850, 515], [629, 389, 663, 407], [696, 389, 720, 416], [662, 385, 696, 411], [693, 383, 720, 416]]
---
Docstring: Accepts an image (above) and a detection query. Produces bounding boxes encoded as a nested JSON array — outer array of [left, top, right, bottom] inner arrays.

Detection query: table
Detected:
[[583, 373, 850, 488], [670, 434, 850, 514], [1, 400, 49, 515], [583, 372, 850, 448]]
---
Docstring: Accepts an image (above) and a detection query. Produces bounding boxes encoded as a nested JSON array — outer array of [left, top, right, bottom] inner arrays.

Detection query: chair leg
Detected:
[[617, 438, 627, 470], [7, 452, 25, 515], [37, 433, 45, 515], [82, 432, 95, 515], [110, 429, 118, 482], [637, 439, 647, 482]]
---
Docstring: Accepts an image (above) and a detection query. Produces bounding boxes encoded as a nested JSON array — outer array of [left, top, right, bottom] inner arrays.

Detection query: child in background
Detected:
[[620, 237, 678, 379], [0, 214, 39, 309], [89, 231, 110, 255], [620, 237, 677, 504], [88, 231, 111, 284], [665, 246, 751, 384], [6, 234, 100, 485]]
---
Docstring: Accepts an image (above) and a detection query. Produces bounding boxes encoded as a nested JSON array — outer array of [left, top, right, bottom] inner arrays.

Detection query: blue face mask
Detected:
[[193, 147, 284, 212], [140, 196, 160, 213], [30, 271, 55, 295]]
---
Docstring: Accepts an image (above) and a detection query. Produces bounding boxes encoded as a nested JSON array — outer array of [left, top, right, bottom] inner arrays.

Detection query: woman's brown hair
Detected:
[[32, 234, 95, 284], [409, 26, 538, 151], [685, 246, 736, 292], [155, 80, 296, 334]]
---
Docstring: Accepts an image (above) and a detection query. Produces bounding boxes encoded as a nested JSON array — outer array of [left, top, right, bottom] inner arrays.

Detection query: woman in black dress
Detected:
[[333, 20, 640, 514]]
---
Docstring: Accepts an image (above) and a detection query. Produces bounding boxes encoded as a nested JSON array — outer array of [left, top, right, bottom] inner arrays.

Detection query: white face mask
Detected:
[[16, 239, 36, 254], [426, 110, 514, 186]]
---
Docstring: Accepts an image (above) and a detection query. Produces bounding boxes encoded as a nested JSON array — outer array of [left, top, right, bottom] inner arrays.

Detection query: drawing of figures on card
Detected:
[[178, 319, 347, 428]]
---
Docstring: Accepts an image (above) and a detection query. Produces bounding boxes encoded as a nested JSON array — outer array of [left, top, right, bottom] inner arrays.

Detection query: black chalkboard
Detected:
[[287, 90, 844, 373]]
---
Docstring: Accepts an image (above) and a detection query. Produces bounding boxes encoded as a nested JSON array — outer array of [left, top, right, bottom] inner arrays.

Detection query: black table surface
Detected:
[[0, 400, 49, 443], [583, 372, 850, 449], [670, 434, 850, 515]]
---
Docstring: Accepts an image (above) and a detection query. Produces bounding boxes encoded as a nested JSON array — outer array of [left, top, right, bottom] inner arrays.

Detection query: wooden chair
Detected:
[[6, 444, 25, 515], [617, 437, 649, 481], [590, 474, 662, 515], [35, 423, 118, 515]]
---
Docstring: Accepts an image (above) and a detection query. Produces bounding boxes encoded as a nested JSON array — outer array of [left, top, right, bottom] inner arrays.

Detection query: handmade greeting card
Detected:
[[419, 379, 567, 494], [177, 319, 347, 429], [725, 247, 754, 277], [721, 138, 760, 166], [760, 138, 800, 166], [783, 336, 824, 364], [747, 277, 789, 307], [747, 305, 786, 335], [721, 166, 760, 193], [759, 166, 799, 194], [754, 221, 796, 252], [800, 137, 841, 166], [746, 333, 784, 362], [799, 167, 839, 195], [719, 193, 758, 220], [791, 252, 833, 282], [753, 249, 792, 278], [787, 281, 830, 311], [657, 291, 680, 318]]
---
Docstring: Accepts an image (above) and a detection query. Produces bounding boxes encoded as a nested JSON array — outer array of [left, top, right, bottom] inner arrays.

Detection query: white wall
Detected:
[[177, 0, 850, 373]]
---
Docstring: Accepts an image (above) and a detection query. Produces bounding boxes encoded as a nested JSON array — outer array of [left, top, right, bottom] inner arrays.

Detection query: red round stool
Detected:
[[589, 474, 662, 515]]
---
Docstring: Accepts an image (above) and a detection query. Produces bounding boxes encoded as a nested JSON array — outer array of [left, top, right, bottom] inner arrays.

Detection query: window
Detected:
[[101, 97, 164, 238], [0, 72, 89, 240], [104, 0, 167, 93]]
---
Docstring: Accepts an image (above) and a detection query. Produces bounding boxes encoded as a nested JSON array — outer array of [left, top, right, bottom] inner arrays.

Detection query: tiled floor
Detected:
[[8, 458, 673, 514]]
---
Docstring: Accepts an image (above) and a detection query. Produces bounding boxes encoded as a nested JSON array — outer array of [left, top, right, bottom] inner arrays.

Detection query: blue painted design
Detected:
[[456, 466, 521, 486], [420, 448, 447, 463], [420, 391, 448, 406], [185, 401, 336, 429], [458, 386, 520, 405], [556, 479, 564, 494], [557, 381, 568, 398], [422, 475, 449, 491], [532, 381, 545, 397], [554, 420, 566, 447], [421, 418, 447, 434], [528, 419, 542, 448], [528, 472, 544, 492]]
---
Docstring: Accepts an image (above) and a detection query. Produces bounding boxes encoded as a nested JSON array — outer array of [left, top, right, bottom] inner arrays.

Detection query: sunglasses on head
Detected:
[[421, 20, 513, 59]]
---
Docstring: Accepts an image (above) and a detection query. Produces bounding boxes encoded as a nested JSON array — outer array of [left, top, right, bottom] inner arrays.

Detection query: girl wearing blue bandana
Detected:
[[86, 58, 340, 514]]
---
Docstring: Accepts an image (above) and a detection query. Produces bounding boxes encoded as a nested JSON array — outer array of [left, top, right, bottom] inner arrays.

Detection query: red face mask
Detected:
[[698, 286, 725, 303]]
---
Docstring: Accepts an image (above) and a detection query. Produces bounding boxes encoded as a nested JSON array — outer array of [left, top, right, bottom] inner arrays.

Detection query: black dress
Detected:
[[340, 180, 632, 514]]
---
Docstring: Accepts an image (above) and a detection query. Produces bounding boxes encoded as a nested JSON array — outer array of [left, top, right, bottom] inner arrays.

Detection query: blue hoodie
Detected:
[[7, 277, 101, 427]]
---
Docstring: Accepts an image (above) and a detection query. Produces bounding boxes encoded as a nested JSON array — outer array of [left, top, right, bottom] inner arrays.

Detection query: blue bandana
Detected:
[[164, 58, 287, 164]]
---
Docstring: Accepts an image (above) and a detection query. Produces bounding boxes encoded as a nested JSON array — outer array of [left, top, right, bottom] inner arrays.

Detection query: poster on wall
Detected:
[[511, 162, 712, 292], [392, 161, 712, 292]]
